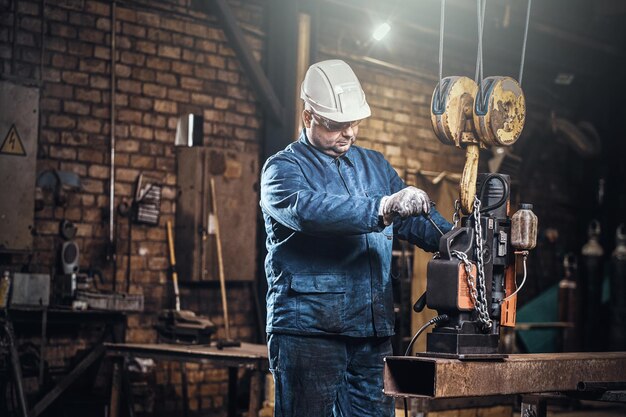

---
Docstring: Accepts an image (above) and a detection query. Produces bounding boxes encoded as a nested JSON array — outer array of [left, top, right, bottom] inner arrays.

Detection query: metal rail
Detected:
[[384, 352, 626, 398]]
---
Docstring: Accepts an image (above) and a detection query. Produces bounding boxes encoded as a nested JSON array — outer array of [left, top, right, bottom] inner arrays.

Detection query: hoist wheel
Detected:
[[431, 76, 479, 147], [473, 76, 526, 147]]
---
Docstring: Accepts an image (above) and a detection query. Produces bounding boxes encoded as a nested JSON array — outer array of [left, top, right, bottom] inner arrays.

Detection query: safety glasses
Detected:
[[309, 111, 362, 132]]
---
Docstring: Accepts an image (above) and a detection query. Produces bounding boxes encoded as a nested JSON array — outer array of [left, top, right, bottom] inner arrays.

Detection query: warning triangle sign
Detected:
[[0, 125, 26, 156]]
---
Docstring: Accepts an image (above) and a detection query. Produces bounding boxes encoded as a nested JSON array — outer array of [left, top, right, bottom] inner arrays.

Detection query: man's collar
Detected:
[[299, 130, 355, 166]]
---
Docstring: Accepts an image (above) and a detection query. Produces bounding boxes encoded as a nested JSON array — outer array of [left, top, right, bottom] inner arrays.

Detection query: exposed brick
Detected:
[[115, 63, 131, 78], [117, 79, 141, 94], [225, 112, 245, 126], [193, 38, 216, 53], [129, 96, 153, 111], [79, 28, 104, 43], [132, 67, 156, 82], [214, 97, 231, 110], [88, 164, 109, 179], [194, 66, 216, 80], [146, 56, 171, 71], [123, 22, 146, 38], [158, 45, 181, 60], [62, 70, 89, 86], [79, 58, 107, 74], [120, 51, 145, 66], [180, 76, 203, 91], [217, 69, 239, 84], [90, 75, 109, 89], [46, 37, 67, 53], [154, 100, 177, 114], [156, 157, 175, 172], [136, 11, 160, 26], [116, 139, 140, 153], [156, 72, 177, 86], [77, 118, 102, 134], [171, 61, 192, 75], [160, 18, 184, 34], [172, 33, 194, 48], [129, 125, 153, 140], [41, 98, 61, 112], [85, 1, 110, 16], [63, 101, 90, 115], [130, 155, 155, 169], [205, 54, 225, 69], [190, 93, 213, 106], [49, 145, 77, 160], [116, 7, 136, 22], [48, 115, 76, 129], [67, 40, 94, 57], [234, 127, 256, 141], [50, 23, 77, 39], [93, 45, 110, 60], [75, 88, 102, 103], [52, 53, 77, 69], [142, 113, 167, 128], [117, 109, 142, 124], [143, 83, 167, 98], [181, 49, 203, 63], [95, 17, 111, 31], [135, 40, 156, 55]]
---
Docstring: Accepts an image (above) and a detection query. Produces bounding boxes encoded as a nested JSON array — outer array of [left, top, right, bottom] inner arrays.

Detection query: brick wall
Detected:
[[2, 0, 264, 415]]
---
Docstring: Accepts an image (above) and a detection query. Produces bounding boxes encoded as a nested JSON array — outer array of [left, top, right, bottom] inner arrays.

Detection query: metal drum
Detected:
[[473, 76, 526, 147], [431, 76, 479, 147]]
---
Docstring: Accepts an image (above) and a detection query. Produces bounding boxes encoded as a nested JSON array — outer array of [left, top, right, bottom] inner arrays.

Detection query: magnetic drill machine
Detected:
[[414, 74, 538, 359]]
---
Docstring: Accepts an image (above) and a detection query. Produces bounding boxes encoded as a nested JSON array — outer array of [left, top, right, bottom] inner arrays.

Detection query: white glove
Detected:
[[379, 186, 431, 226]]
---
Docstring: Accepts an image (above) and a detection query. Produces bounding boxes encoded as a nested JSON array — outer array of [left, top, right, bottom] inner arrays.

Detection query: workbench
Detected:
[[105, 342, 269, 417], [1, 307, 126, 417]]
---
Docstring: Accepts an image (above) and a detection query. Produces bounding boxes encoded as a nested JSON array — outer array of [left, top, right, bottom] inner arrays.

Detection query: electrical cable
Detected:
[[477, 174, 510, 213], [502, 252, 528, 302], [403, 314, 449, 417]]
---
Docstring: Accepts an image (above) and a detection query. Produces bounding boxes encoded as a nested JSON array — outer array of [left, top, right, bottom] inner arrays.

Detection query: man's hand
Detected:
[[380, 187, 431, 226]]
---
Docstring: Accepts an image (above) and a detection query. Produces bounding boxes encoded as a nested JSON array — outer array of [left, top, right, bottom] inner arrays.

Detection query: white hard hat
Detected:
[[300, 59, 371, 122]]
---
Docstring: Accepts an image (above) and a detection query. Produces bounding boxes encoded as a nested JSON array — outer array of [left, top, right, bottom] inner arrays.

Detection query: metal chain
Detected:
[[472, 196, 493, 330], [453, 199, 461, 229], [451, 250, 480, 310]]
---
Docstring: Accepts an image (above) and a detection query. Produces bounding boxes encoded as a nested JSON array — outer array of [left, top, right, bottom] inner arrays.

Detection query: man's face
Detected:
[[303, 110, 361, 158]]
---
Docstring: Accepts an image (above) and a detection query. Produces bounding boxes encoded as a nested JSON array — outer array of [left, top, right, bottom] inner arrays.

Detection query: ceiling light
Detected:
[[372, 23, 391, 41]]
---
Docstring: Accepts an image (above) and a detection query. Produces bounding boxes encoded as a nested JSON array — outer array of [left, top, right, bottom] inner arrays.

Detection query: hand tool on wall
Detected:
[[210, 177, 240, 349], [155, 221, 216, 344]]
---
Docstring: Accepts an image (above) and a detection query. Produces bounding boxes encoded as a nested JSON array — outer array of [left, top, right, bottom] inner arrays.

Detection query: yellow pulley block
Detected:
[[430, 76, 479, 147], [473, 76, 526, 147]]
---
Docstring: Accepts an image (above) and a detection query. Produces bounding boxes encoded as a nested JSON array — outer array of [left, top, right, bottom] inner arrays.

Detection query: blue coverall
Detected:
[[260, 131, 451, 417]]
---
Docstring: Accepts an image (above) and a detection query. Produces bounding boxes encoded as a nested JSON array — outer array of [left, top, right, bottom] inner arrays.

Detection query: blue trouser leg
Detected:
[[268, 334, 394, 417]]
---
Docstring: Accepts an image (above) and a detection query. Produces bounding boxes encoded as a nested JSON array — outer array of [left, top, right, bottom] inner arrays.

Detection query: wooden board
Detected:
[[176, 147, 259, 282]]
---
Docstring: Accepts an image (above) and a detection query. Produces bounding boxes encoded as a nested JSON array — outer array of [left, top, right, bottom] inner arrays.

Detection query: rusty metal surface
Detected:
[[384, 352, 626, 398], [105, 342, 268, 369], [474, 76, 525, 147]]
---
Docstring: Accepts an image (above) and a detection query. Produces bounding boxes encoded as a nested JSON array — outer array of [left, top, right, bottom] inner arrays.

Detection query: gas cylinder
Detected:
[[610, 224, 626, 350]]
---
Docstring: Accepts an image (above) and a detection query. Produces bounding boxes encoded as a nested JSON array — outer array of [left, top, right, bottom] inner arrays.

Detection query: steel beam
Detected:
[[201, 0, 284, 124], [383, 352, 626, 398]]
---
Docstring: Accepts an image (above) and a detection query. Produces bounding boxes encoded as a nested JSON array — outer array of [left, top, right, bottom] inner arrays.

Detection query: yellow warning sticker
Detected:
[[0, 125, 26, 156]]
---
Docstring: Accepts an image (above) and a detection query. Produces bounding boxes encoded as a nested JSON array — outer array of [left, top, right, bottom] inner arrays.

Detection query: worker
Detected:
[[260, 59, 452, 417]]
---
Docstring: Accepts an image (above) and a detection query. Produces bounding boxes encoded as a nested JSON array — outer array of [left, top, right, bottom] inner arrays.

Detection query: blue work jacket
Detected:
[[260, 131, 451, 337]]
